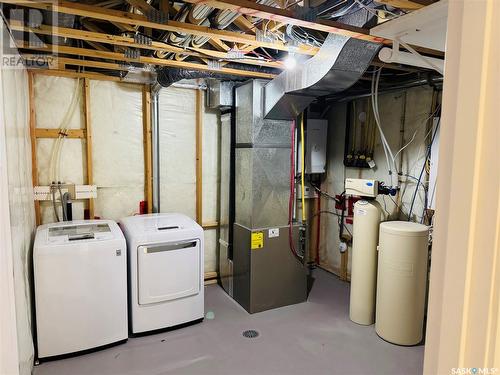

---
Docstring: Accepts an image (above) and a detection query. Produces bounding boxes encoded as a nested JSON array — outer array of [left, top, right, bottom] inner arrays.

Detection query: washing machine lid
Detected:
[[120, 213, 202, 237], [39, 220, 121, 245]]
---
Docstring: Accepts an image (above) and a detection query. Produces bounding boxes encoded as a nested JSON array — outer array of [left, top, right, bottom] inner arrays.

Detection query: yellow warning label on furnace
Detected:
[[251, 231, 264, 250]]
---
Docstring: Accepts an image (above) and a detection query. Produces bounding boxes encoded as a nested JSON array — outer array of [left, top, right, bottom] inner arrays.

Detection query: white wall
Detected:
[[0, 21, 36, 375], [319, 86, 435, 275]]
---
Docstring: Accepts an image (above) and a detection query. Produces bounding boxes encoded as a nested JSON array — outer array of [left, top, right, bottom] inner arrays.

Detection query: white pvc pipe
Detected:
[[379, 47, 444, 75]]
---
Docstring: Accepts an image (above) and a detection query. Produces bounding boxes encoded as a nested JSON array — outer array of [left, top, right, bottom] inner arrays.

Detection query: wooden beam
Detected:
[[195, 88, 203, 225], [125, 0, 155, 14], [28, 71, 41, 225], [208, 38, 231, 52], [13, 22, 283, 69], [84, 40, 111, 52], [11, 22, 202, 57], [202, 222, 219, 230], [3, 0, 318, 55], [35, 128, 86, 138], [181, 0, 388, 43], [23, 54, 129, 71], [83, 78, 94, 219], [18, 43, 278, 79], [375, 0, 435, 10], [28, 68, 137, 83], [142, 85, 153, 214], [233, 15, 255, 34]]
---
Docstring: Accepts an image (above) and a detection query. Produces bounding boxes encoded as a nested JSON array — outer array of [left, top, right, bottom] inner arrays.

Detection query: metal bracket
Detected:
[[134, 33, 153, 46], [227, 48, 245, 59], [207, 59, 222, 70], [256, 30, 277, 43], [124, 48, 140, 60], [146, 10, 168, 24]]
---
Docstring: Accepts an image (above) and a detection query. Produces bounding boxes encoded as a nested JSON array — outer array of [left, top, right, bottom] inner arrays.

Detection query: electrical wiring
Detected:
[[392, 104, 441, 168], [311, 210, 342, 218], [352, 0, 401, 20], [408, 116, 441, 221], [371, 69, 396, 186], [51, 186, 60, 222], [309, 181, 342, 203], [288, 120, 303, 261]]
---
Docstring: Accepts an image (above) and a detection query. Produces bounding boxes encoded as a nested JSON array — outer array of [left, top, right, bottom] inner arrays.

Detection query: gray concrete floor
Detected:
[[33, 269, 424, 375]]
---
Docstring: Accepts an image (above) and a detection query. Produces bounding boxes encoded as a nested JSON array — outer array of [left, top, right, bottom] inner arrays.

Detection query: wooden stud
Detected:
[[28, 71, 41, 225], [142, 85, 153, 214], [83, 78, 94, 219], [202, 222, 219, 230], [35, 128, 86, 138], [195, 88, 203, 225]]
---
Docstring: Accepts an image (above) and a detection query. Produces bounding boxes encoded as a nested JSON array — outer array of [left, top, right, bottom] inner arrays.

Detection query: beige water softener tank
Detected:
[[375, 221, 429, 345], [349, 200, 382, 325]]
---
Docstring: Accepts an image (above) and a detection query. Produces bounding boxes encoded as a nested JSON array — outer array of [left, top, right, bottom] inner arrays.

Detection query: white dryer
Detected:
[[120, 213, 204, 334], [33, 220, 128, 358]]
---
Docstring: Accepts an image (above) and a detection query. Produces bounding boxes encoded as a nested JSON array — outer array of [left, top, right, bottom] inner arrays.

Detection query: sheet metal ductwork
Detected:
[[263, 33, 380, 120]]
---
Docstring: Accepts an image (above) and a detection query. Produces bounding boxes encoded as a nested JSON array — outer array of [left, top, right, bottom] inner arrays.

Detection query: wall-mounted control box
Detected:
[[345, 178, 378, 197], [304, 119, 328, 174]]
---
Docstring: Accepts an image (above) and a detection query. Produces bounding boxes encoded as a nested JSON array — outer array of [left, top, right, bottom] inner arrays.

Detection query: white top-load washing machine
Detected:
[[119, 213, 204, 334], [33, 220, 128, 358]]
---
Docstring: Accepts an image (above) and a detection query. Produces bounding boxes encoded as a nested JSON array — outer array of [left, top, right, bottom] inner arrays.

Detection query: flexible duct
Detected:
[[156, 65, 278, 87], [263, 33, 380, 120]]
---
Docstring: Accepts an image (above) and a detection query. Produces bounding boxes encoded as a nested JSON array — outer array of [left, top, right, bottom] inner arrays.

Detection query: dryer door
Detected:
[[137, 239, 200, 305]]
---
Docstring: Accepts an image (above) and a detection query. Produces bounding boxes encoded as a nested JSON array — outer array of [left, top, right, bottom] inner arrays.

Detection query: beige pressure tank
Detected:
[[375, 221, 429, 345], [349, 200, 382, 325]]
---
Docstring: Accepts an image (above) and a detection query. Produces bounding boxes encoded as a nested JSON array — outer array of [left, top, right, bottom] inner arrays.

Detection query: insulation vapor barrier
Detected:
[[158, 84, 219, 273], [90, 81, 144, 219], [0, 19, 35, 375], [34, 77, 145, 222]]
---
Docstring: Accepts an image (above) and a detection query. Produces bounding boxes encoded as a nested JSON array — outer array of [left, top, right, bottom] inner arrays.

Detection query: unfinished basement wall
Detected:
[[33, 78, 219, 275], [319, 86, 436, 277], [34, 76, 145, 222], [0, 20, 36, 375], [158, 86, 219, 273]]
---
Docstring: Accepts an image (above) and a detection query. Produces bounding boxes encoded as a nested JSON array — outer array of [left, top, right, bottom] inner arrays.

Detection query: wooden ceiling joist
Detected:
[[375, 0, 436, 10], [28, 68, 139, 83], [181, 0, 389, 43], [23, 54, 129, 71], [2, 0, 318, 55], [11, 22, 282, 69], [18, 42, 277, 79]]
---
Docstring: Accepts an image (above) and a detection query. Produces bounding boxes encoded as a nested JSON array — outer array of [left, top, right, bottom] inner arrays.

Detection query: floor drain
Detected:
[[242, 329, 259, 338]]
